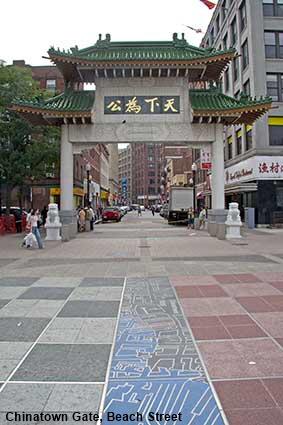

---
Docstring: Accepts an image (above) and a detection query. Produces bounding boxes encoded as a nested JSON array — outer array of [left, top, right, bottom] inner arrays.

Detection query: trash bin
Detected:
[[244, 208, 255, 229]]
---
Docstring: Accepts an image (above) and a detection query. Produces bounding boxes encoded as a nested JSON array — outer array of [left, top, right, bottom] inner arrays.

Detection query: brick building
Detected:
[[118, 145, 132, 204], [131, 144, 161, 206]]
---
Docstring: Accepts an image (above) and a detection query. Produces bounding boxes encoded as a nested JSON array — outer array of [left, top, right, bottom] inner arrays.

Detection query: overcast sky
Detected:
[[1, 0, 216, 66]]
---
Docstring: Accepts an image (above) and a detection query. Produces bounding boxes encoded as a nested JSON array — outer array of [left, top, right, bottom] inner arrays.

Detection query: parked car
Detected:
[[119, 206, 128, 215], [102, 207, 121, 222], [140, 205, 145, 211], [0, 207, 28, 217]]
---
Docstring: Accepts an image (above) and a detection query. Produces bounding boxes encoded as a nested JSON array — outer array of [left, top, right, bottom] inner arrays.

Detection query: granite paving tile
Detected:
[[276, 338, 283, 347], [213, 273, 262, 284], [12, 343, 111, 382], [224, 408, 283, 425], [269, 281, 283, 292], [80, 277, 124, 287], [226, 324, 267, 339], [256, 272, 283, 281], [235, 296, 277, 312], [181, 298, 246, 316], [57, 300, 120, 318], [43, 383, 103, 411], [170, 275, 218, 286], [0, 277, 39, 287], [262, 378, 283, 407], [191, 325, 231, 340], [0, 318, 50, 342], [70, 287, 122, 301], [223, 282, 282, 297], [31, 277, 82, 287], [252, 312, 283, 338], [0, 383, 54, 411], [0, 287, 27, 299], [198, 339, 283, 379], [0, 299, 65, 318], [18, 287, 74, 300], [0, 300, 10, 309], [213, 379, 276, 409]]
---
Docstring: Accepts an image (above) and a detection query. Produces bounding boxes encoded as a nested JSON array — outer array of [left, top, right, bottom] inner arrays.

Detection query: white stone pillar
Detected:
[[60, 125, 73, 211], [211, 124, 225, 209]]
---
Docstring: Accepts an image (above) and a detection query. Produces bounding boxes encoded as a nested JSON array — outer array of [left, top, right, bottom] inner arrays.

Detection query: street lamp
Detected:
[[86, 162, 91, 206], [191, 162, 197, 214]]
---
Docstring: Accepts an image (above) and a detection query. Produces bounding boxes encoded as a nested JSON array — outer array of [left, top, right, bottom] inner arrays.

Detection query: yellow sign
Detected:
[[50, 187, 84, 197], [50, 188, 60, 195], [100, 191, 109, 199], [73, 188, 84, 197]]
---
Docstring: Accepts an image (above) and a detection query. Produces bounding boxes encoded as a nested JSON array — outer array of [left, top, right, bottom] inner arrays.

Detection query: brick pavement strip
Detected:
[[0, 212, 283, 423]]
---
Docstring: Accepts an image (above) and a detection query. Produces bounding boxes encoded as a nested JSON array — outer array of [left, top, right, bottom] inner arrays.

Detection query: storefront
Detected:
[[100, 190, 109, 208], [224, 156, 283, 225], [50, 187, 84, 208]]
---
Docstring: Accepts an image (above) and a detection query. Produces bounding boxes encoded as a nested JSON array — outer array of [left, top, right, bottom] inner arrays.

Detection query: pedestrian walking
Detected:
[[138, 205, 142, 216], [28, 209, 43, 249], [151, 206, 155, 216], [187, 207, 195, 230], [199, 207, 206, 230], [88, 205, 95, 230]]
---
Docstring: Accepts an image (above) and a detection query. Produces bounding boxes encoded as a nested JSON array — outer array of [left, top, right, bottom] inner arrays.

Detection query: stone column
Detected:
[[208, 124, 228, 238], [59, 125, 77, 240], [211, 124, 225, 210]]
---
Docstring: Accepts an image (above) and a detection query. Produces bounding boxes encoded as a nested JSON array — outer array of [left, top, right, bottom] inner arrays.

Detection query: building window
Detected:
[[264, 31, 283, 58], [210, 27, 215, 44], [242, 39, 249, 70], [222, 0, 227, 21], [236, 129, 242, 155], [223, 33, 228, 50], [239, 1, 247, 32], [233, 57, 239, 82], [243, 79, 250, 95], [269, 117, 283, 145], [224, 68, 230, 92], [263, 0, 283, 17], [215, 15, 220, 34], [245, 125, 252, 151], [266, 74, 280, 101], [46, 79, 56, 91], [231, 18, 238, 46], [228, 136, 233, 159]]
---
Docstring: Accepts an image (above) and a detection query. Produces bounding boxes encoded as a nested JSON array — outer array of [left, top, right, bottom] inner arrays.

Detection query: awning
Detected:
[[197, 191, 204, 199], [203, 182, 258, 197]]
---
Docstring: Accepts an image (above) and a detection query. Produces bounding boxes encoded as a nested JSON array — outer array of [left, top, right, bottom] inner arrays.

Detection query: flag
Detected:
[[200, 0, 216, 9], [185, 25, 203, 34]]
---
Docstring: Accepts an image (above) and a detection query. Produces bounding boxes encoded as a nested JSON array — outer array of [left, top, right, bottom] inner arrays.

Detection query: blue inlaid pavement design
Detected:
[[102, 277, 225, 424]]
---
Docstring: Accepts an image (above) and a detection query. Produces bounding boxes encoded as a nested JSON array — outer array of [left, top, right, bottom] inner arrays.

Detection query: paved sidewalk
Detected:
[[0, 212, 283, 424]]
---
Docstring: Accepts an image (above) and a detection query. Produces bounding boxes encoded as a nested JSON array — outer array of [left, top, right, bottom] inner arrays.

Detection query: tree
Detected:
[[0, 64, 60, 216]]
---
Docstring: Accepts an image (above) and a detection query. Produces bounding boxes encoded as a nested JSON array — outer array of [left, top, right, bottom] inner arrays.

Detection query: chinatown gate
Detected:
[[12, 33, 272, 239]]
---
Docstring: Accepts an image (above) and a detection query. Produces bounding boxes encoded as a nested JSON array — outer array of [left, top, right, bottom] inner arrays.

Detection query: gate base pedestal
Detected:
[[59, 210, 77, 241]]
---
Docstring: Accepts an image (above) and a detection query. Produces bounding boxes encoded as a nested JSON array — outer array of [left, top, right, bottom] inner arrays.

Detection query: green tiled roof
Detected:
[[190, 90, 272, 111], [12, 90, 95, 113], [48, 33, 236, 63]]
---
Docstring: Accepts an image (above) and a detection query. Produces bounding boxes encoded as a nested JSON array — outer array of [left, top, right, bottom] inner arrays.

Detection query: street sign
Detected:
[[200, 146, 211, 170]]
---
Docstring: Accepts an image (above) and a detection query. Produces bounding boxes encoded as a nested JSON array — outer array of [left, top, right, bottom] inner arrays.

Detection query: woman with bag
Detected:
[[29, 209, 43, 249]]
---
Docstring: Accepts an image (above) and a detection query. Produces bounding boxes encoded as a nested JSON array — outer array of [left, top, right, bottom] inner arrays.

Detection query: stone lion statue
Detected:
[[46, 203, 60, 225]]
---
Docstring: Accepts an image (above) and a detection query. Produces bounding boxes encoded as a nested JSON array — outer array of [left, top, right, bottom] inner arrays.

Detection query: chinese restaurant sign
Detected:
[[104, 96, 180, 114], [225, 156, 283, 184]]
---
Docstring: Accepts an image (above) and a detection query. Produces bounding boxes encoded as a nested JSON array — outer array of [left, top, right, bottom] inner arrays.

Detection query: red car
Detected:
[[102, 207, 121, 222]]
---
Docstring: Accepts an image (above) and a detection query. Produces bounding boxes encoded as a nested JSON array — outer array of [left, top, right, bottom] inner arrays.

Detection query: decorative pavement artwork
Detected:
[[0, 275, 225, 424], [102, 277, 225, 424]]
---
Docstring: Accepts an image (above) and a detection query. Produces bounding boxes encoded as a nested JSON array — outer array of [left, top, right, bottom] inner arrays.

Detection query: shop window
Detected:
[[263, 0, 283, 17], [268, 117, 283, 145], [228, 136, 233, 159], [264, 31, 283, 58], [242, 39, 249, 70], [236, 129, 242, 155], [245, 125, 253, 150], [239, 1, 247, 32], [231, 18, 238, 46]]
